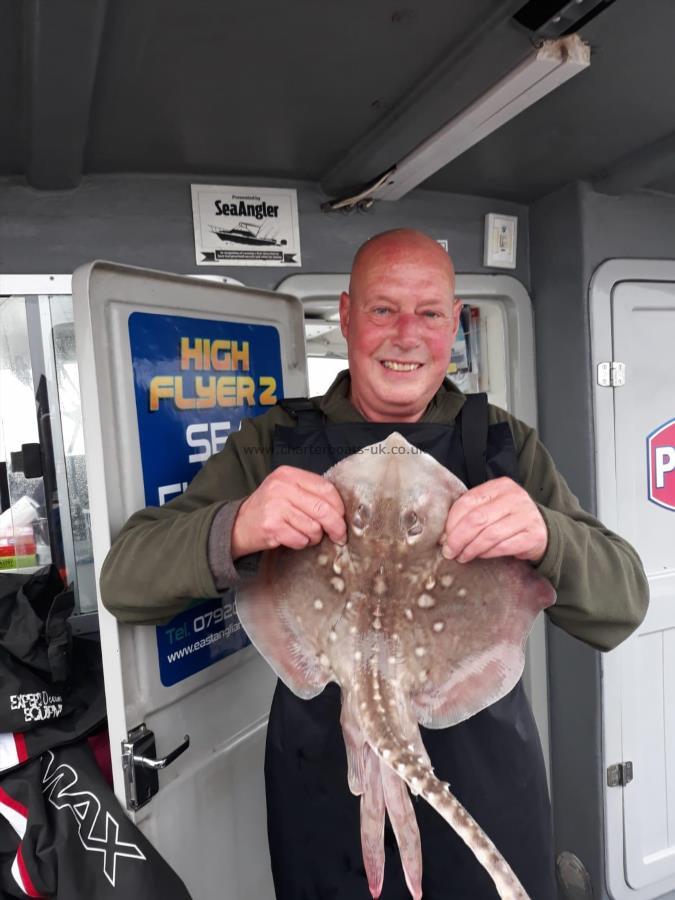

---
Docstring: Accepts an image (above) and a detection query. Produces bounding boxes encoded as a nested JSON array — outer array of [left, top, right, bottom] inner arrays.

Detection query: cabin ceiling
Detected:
[[1, 0, 674, 202]]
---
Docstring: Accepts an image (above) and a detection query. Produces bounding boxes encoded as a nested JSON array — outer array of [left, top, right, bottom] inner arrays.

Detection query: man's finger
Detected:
[[285, 507, 325, 544], [450, 518, 525, 562], [290, 487, 347, 544], [275, 523, 312, 551], [443, 482, 508, 533], [443, 515, 517, 562], [290, 469, 346, 517], [441, 501, 513, 559], [476, 534, 534, 559]]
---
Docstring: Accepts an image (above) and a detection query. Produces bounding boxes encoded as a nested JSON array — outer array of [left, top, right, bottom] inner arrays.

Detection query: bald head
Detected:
[[339, 228, 462, 423], [349, 229, 455, 302]]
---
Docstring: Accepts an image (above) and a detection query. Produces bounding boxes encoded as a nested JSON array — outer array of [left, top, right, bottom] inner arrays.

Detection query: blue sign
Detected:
[[155, 594, 250, 687], [128, 311, 284, 685]]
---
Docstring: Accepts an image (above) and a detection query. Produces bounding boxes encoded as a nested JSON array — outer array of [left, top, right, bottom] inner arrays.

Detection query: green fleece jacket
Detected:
[[99, 372, 648, 650]]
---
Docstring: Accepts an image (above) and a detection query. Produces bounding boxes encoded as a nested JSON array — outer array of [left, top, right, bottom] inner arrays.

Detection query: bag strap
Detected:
[[277, 397, 324, 428], [459, 392, 489, 488]]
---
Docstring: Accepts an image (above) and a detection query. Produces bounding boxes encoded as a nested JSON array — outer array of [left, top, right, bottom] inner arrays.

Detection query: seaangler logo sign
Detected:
[[647, 418, 675, 511], [191, 183, 301, 267]]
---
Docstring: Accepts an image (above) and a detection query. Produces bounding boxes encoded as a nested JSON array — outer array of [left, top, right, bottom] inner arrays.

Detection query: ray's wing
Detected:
[[235, 537, 349, 699], [404, 553, 555, 728]]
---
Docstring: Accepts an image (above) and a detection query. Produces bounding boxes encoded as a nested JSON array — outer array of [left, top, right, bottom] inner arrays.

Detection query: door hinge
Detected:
[[607, 761, 633, 787], [597, 361, 626, 387]]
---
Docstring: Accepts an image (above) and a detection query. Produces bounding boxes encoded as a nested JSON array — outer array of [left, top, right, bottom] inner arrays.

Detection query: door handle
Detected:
[[133, 734, 190, 770]]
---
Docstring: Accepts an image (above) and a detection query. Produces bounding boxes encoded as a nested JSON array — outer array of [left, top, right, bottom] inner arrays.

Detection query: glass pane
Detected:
[[448, 304, 482, 394], [304, 319, 348, 395], [49, 295, 96, 614], [0, 296, 50, 570], [307, 357, 348, 395], [447, 303, 504, 400], [0, 291, 96, 619]]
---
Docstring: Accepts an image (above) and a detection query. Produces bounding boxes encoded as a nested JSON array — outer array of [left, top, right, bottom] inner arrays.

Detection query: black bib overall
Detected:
[[264, 395, 555, 900]]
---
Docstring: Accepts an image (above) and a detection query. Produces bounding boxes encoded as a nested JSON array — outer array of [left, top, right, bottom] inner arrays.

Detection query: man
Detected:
[[101, 229, 648, 899]]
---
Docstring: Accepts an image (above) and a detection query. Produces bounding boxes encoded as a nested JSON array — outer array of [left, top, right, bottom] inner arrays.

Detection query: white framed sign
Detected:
[[191, 184, 302, 267]]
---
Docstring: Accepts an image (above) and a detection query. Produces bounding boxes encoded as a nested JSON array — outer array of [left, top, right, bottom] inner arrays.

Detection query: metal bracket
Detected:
[[597, 361, 626, 387], [607, 761, 633, 787], [122, 723, 190, 811]]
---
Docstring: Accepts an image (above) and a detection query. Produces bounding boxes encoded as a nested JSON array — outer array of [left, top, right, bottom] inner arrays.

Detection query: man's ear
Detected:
[[339, 291, 351, 339]]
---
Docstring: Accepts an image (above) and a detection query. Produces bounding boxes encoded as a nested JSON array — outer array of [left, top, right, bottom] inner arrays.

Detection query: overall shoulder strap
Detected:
[[277, 397, 324, 428], [459, 393, 489, 488]]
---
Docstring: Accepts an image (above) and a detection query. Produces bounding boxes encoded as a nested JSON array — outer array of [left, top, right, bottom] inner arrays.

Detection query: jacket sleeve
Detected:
[[501, 412, 649, 651], [98, 412, 280, 624]]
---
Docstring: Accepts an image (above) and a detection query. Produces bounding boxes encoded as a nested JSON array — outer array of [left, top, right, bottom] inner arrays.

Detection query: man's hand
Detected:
[[231, 466, 347, 559], [440, 477, 548, 564]]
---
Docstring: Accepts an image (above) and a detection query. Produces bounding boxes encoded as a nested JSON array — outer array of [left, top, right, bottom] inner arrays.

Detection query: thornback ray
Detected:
[[236, 433, 555, 899]]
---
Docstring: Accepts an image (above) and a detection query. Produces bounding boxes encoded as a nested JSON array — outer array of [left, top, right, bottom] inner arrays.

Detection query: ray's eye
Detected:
[[403, 510, 423, 537], [353, 504, 370, 532]]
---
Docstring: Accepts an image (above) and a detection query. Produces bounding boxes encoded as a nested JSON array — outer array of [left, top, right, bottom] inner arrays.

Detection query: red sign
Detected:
[[647, 419, 675, 511]]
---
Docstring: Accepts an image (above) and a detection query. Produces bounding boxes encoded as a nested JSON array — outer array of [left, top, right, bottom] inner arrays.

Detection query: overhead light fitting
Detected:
[[370, 35, 589, 202]]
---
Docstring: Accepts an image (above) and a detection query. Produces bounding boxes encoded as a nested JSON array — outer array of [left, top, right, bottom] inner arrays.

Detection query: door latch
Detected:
[[122, 723, 190, 811]]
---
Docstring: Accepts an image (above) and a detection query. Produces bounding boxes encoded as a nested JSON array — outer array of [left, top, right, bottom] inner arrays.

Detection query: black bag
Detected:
[[0, 567, 105, 771]]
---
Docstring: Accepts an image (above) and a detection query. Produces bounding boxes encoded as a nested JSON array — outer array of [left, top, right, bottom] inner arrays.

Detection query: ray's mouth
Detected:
[[380, 360, 423, 372]]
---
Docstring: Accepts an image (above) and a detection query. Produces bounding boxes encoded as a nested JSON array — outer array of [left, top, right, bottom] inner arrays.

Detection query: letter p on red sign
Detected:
[[648, 419, 675, 511]]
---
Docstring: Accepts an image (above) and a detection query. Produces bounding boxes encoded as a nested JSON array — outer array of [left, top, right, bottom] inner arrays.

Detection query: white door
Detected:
[[593, 264, 675, 900], [72, 261, 307, 899]]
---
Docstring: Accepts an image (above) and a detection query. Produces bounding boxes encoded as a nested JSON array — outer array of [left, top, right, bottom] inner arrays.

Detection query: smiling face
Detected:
[[339, 230, 462, 422]]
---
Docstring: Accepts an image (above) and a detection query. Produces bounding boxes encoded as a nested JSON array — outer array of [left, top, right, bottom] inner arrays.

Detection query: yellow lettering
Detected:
[[181, 338, 204, 371], [181, 337, 250, 372], [150, 369, 266, 411], [259, 376, 277, 406], [236, 376, 256, 406], [195, 376, 216, 408], [211, 340, 230, 371], [231, 341, 250, 371], [174, 376, 196, 410], [149, 375, 175, 411], [216, 376, 237, 407]]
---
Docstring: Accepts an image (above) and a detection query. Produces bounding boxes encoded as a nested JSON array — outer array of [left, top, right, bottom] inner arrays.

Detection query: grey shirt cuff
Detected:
[[207, 499, 261, 591]]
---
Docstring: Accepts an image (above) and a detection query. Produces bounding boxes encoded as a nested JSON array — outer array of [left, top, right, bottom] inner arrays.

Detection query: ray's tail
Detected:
[[371, 732, 531, 900], [342, 672, 531, 900]]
